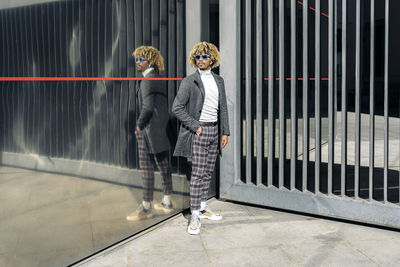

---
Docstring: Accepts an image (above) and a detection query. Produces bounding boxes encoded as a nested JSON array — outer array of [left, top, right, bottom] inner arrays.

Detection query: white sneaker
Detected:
[[187, 214, 201, 235], [126, 204, 152, 221], [199, 206, 222, 221], [154, 201, 174, 213]]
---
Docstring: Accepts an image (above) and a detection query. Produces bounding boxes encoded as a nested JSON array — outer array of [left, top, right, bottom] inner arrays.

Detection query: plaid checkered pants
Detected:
[[190, 124, 219, 211], [136, 130, 172, 202]]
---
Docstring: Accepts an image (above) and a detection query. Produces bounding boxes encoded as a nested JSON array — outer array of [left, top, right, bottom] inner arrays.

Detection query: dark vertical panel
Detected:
[[0, 11, 3, 152], [167, 0, 176, 115], [93, 0, 101, 163], [39, 5, 47, 156], [98, 0, 108, 164], [119, 0, 128, 168], [33, 6, 41, 155], [15, 8, 23, 153], [81, 0, 90, 162], [159, 0, 168, 78], [160, 0, 169, 173], [112, 0, 121, 165], [105, 0, 113, 164], [151, 0, 160, 48], [134, 0, 143, 48], [176, 0, 185, 173], [28, 7, 35, 154], [143, 0, 151, 45], [9, 9, 17, 153], [126, 0, 136, 168]]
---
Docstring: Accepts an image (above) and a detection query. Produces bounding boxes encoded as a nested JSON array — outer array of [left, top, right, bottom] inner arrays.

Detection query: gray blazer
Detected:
[[172, 70, 230, 158], [136, 70, 171, 154]]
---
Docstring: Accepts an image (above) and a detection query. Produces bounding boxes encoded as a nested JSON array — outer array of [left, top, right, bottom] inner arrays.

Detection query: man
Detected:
[[172, 42, 230, 235], [127, 46, 173, 221]]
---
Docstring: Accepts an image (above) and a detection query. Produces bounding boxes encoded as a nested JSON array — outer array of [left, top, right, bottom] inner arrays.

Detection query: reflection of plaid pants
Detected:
[[190, 125, 219, 211], [136, 130, 172, 202]]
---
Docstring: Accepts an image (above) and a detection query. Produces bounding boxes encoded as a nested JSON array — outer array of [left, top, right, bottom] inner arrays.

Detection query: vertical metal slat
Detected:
[[355, 0, 361, 198], [383, 0, 389, 203], [369, 0, 375, 201], [256, 0, 263, 185], [267, 0, 274, 187], [315, 0, 321, 193], [341, 0, 347, 197], [245, 0, 252, 184], [328, 0, 334, 195], [302, 0, 309, 192], [278, 0, 285, 188], [290, 0, 297, 190]]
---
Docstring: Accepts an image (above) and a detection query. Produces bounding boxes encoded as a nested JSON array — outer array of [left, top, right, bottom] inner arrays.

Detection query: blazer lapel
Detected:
[[194, 70, 205, 98], [136, 72, 143, 95]]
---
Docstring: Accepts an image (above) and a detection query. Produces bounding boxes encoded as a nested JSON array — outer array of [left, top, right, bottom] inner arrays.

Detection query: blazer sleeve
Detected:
[[137, 80, 155, 129], [219, 78, 230, 136], [172, 78, 201, 132]]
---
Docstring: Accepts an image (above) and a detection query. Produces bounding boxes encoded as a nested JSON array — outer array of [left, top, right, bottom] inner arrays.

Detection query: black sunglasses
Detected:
[[136, 57, 149, 63], [193, 54, 211, 60]]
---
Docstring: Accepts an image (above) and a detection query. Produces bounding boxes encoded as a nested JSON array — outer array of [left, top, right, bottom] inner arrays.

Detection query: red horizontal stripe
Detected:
[[0, 77, 183, 81], [297, 1, 329, 18]]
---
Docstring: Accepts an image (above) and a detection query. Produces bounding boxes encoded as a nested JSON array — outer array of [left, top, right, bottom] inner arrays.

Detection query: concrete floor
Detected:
[[0, 166, 189, 267], [78, 198, 400, 267]]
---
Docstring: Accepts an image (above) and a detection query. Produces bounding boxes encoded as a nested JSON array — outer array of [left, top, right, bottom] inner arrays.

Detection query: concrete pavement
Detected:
[[77, 198, 400, 267]]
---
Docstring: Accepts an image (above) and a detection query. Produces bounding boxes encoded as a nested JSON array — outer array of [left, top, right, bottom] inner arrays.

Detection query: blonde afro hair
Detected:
[[132, 46, 164, 71], [189, 41, 220, 69]]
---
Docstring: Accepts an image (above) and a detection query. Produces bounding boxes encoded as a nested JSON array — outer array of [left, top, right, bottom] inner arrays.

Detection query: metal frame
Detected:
[[220, 0, 400, 229]]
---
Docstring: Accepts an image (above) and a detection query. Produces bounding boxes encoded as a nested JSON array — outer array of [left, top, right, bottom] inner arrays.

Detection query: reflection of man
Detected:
[[127, 46, 173, 221], [172, 42, 230, 235]]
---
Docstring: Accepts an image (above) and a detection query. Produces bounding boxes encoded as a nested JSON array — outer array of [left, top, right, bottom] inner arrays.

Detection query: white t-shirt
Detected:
[[199, 69, 219, 122]]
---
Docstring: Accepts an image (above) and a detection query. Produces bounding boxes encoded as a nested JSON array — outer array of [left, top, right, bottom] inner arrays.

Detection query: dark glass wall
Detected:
[[0, 0, 192, 266], [0, 0, 186, 170]]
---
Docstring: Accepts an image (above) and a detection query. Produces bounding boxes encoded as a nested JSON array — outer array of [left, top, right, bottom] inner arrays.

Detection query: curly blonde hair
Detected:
[[189, 41, 220, 69], [132, 46, 164, 71]]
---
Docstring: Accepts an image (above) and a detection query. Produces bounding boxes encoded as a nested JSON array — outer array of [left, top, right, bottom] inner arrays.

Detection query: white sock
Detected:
[[142, 201, 151, 210], [162, 195, 171, 205], [192, 210, 200, 216], [200, 201, 207, 211]]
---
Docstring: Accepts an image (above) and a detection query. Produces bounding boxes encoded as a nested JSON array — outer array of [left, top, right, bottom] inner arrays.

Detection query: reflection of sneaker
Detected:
[[126, 204, 152, 221], [187, 214, 201, 235], [199, 206, 222, 221], [154, 201, 173, 213]]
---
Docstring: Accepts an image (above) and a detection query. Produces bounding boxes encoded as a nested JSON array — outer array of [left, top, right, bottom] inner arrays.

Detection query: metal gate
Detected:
[[219, 0, 400, 228]]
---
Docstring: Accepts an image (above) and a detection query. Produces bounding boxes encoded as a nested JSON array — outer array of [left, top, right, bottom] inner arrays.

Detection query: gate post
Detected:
[[219, 0, 241, 197]]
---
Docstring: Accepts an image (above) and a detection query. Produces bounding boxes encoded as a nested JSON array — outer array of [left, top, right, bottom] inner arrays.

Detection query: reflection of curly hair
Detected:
[[132, 46, 164, 71], [189, 41, 220, 69]]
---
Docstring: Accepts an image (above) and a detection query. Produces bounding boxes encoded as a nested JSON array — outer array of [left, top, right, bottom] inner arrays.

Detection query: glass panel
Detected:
[[0, 0, 224, 265]]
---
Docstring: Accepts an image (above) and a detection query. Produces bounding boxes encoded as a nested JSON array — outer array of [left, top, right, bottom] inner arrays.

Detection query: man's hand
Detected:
[[136, 126, 141, 132], [196, 126, 202, 136], [221, 135, 228, 148]]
